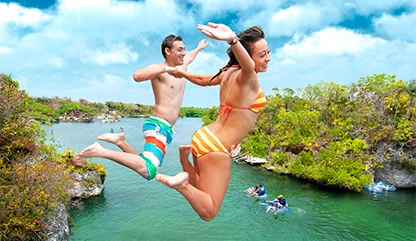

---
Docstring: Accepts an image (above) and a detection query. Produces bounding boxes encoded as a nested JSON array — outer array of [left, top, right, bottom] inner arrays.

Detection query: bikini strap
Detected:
[[218, 103, 232, 116], [218, 103, 251, 116]]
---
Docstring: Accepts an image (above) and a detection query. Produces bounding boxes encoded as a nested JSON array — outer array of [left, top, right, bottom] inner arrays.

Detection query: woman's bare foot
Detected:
[[156, 172, 189, 189], [179, 145, 192, 164], [178, 145, 199, 186], [97, 133, 125, 146], [75, 142, 104, 160]]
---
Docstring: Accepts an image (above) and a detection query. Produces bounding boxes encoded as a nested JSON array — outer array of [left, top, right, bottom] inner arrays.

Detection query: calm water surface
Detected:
[[43, 118, 416, 241]]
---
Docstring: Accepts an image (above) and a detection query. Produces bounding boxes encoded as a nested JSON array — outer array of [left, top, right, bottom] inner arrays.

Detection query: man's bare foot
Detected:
[[97, 133, 125, 146], [156, 172, 189, 189], [75, 142, 104, 160]]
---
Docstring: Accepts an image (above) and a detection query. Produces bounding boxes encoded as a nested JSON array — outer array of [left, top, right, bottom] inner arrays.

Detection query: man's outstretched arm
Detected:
[[133, 64, 167, 82], [183, 39, 209, 66]]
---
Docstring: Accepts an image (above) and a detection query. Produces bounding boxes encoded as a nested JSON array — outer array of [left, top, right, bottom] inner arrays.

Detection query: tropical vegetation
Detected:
[[0, 74, 105, 240], [29, 96, 208, 124], [234, 74, 415, 191]]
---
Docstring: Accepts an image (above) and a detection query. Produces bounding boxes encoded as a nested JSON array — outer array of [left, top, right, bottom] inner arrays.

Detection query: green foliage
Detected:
[[285, 140, 372, 191], [0, 74, 28, 123], [58, 102, 94, 116], [28, 96, 207, 119], [179, 106, 207, 118], [62, 149, 107, 178], [0, 74, 37, 165], [27, 90, 207, 120], [394, 119, 415, 144], [242, 132, 269, 157], [244, 74, 414, 191], [0, 73, 107, 239], [26, 99, 60, 124], [201, 106, 218, 126], [0, 160, 72, 240]]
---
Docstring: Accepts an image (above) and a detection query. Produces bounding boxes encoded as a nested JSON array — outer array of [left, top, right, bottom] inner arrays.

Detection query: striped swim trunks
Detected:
[[139, 116, 173, 180]]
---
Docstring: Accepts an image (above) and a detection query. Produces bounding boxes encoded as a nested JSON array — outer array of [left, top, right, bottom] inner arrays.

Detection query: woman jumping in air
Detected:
[[156, 22, 271, 221]]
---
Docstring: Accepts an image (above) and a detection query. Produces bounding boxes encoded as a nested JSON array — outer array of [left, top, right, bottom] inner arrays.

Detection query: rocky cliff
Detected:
[[373, 142, 416, 188], [45, 171, 105, 241]]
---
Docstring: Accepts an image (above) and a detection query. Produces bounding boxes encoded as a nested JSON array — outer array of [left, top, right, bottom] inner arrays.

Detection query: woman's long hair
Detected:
[[209, 26, 265, 82]]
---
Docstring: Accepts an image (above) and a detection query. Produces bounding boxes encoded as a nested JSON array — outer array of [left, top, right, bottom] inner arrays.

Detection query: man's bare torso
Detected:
[[151, 72, 186, 125]]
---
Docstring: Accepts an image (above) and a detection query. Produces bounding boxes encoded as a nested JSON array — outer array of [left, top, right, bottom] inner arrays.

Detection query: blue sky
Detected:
[[1, 0, 415, 107]]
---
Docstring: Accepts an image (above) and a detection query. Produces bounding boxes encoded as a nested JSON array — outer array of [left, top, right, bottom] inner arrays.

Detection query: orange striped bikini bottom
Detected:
[[191, 126, 231, 158]]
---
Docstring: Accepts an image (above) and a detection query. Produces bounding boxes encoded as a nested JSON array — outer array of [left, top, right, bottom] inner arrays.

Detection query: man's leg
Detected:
[[97, 133, 138, 154], [75, 142, 149, 179]]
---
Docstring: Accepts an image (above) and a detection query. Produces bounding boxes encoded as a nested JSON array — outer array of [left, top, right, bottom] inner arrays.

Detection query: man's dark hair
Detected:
[[161, 34, 183, 59]]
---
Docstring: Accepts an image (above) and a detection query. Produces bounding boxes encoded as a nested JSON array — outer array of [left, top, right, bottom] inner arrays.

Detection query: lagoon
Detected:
[[43, 118, 416, 241]]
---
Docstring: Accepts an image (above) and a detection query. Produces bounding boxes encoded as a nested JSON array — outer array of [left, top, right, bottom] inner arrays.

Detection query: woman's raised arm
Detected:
[[197, 23, 256, 84]]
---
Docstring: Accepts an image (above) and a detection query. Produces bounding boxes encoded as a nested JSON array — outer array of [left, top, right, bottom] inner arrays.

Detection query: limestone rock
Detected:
[[45, 170, 105, 240], [69, 171, 105, 198], [373, 143, 415, 188], [44, 204, 70, 241]]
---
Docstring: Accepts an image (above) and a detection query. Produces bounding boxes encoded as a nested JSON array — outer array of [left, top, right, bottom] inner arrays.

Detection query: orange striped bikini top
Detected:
[[218, 89, 267, 116]]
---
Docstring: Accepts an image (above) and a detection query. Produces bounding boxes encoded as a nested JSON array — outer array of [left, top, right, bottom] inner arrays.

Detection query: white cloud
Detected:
[[346, 0, 416, 15], [59, 0, 112, 9], [0, 46, 13, 54], [0, 2, 51, 27], [55, 0, 194, 38], [0, 0, 195, 71], [187, 51, 227, 76], [86, 74, 127, 90], [280, 27, 386, 58], [0, 2, 51, 46], [188, 0, 282, 18], [265, 27, 416, 93], [2, 0, 415, 107], [240, 1, 416, 38], [374, 11, 416, 42], [266, 4, 342, 37], [45, 56, 66, 68], [83, 43, 139, 65]]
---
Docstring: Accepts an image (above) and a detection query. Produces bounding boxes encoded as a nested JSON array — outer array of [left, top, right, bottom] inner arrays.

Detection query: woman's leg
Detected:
[[75, 142, 148, 178], [97, 133, 138, 154], [157, 152, 231, 221]]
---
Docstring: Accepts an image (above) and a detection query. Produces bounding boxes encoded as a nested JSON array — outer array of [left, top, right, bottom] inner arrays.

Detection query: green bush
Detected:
[[244, 74, 413, 191], [0, 73, 99, 239]]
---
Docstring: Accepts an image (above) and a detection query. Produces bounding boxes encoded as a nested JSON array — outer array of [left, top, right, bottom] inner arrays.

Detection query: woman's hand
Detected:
[[165, 66, 181, 78], [197, 22, 236, 42], [168, 66, 185, 78]]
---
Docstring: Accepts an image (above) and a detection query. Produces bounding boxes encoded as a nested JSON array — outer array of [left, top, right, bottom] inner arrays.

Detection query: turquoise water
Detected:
[[43, 118, 416, 241]]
